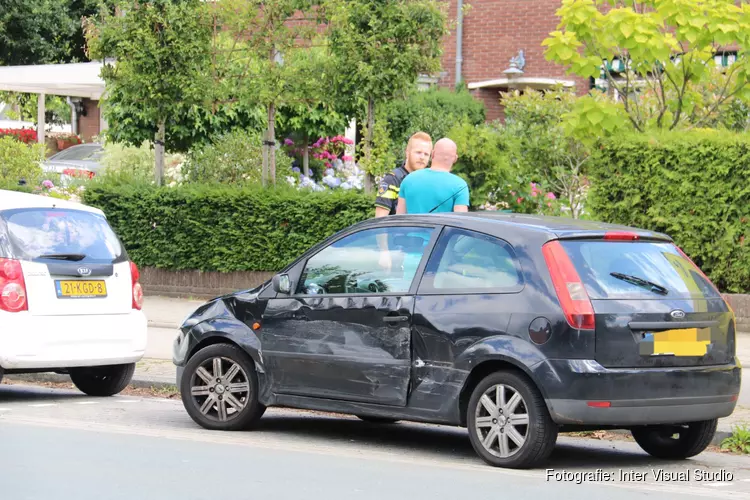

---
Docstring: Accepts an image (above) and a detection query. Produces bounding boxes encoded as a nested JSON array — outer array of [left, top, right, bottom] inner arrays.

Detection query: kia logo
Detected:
[[670, 310, 686, 319], [78, 267, 92, 276]]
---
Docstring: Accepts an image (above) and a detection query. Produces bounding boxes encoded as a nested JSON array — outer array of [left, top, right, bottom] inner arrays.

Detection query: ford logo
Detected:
[[670, 310, 686, 319], [78, 267, 92, 276]]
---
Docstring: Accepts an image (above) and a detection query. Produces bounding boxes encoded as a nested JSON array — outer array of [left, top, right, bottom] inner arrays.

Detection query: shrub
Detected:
[[184, 129, 292, 185], [0, 136, 46, 188], [587, 130, 750, 293], [446, 121, 511, 208], [95, 141, 185, 187], [502, 89, 591, 218], [81, 183, 373, 273]]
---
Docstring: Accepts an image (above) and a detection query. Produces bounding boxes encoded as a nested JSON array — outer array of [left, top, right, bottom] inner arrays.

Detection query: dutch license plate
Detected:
[[55, 280, 107, 298]]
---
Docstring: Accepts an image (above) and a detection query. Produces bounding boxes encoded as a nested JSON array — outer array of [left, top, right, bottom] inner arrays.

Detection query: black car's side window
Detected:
[[418, 227, 523, 294], [296, 226, 434, 295]]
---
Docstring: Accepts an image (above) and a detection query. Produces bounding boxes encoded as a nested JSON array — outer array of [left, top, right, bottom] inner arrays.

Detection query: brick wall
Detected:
[[77, 98, 100, 142], [723, 294, 750, 335], [140, 267, 275, 299]]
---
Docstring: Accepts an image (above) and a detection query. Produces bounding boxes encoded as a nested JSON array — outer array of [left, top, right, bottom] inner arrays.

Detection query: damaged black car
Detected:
[[173, 213, 741, 469]]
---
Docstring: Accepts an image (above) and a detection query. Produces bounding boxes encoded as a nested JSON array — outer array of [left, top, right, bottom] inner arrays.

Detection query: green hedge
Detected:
[[587, 130, 750, 293], [82, 184, 373, 272]]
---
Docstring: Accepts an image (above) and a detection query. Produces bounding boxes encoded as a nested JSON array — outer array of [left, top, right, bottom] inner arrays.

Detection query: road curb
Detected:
[[3, 372, 179, 392], [148, 321, 180, 330]]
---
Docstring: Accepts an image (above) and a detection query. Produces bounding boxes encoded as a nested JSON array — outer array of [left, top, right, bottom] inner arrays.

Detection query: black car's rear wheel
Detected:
[[180, 344, 265, 431], [631, 420, 717, 459], [467, 371, 557, 469]]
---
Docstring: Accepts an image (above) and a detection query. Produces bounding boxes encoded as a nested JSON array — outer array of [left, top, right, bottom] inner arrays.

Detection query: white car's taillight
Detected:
[[130, 261, 144, 310], [0, 258, 28, 313]]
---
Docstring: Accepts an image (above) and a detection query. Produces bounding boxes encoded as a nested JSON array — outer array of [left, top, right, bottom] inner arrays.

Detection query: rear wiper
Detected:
[[37, 253, 86, 261], [610, 272, 668, 296]]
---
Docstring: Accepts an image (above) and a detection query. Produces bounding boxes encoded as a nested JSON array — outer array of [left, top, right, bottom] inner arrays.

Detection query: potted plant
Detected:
[[55, 132, 83, 151]]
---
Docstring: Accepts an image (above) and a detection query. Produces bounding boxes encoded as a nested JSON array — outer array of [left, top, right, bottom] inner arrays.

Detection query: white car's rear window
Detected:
[[1, 208, 125, 264]]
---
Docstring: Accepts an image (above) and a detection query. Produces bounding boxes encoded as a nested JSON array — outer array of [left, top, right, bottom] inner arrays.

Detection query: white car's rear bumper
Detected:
[[0, 310, 147, 370]]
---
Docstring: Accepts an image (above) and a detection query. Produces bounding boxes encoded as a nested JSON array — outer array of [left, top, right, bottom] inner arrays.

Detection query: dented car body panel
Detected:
[[174, 213, 741, 430]]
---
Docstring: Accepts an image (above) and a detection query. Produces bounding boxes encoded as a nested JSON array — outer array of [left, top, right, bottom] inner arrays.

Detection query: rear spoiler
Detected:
[[552, 230, 673, 242]]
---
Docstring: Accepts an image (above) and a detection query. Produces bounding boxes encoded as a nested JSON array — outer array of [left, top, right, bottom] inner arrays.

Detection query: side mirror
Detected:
[[272, 274, 291, 294]]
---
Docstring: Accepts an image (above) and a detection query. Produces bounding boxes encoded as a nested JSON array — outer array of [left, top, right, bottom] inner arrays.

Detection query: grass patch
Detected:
[[720, 425, 750, 454]]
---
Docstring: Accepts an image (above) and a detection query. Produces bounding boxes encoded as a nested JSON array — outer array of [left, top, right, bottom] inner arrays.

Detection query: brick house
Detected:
[[436, 0, 592, 121]]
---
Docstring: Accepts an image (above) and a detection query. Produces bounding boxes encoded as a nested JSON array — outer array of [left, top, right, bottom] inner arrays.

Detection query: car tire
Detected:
[[356, 415, 399, 424], [467, 370, 557, 469], [69, 363, 135, 397], [631, 419, 717, 459], [180, 343, 265, 431]]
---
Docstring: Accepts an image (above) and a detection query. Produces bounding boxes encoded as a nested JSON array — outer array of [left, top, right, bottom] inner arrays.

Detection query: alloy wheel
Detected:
[[189, 356, 251, 423], [474, 383, 530, 458]]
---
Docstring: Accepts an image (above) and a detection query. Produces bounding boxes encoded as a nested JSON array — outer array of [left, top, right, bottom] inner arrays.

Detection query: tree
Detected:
[[0, 0, 102, 66], [380, 84, 486, 162], [276, 47, 356, 177], [326, 0, 449, 192], [215, 0, 327, 186], [85, 0, 213, 185], [543, 0, 750, 133]]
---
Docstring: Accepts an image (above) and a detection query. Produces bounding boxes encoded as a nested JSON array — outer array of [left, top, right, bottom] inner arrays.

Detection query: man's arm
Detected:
[[453, 180, 470, 212], [396, 197, 407, 214], [375, 206, 390, 218], [374, 174, 398, 217]]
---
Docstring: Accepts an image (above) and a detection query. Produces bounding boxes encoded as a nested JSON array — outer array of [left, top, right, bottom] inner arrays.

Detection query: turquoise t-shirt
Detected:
[[398, 168, 470, 214]]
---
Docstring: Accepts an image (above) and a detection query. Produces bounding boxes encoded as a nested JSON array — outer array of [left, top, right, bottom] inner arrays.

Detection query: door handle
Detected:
[[383, 315, 409, 323]]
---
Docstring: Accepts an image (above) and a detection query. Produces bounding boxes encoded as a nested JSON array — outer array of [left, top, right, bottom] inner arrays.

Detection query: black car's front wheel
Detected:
[[467, 371, 557, 469], [631, 420, 717, 459], [180, 343, 265, 431]]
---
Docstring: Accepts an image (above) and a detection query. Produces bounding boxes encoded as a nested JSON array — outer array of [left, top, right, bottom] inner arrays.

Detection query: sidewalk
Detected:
[[9, 294, 750, 445]]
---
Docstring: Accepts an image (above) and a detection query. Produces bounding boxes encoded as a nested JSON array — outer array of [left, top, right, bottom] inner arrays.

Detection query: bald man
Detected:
[[396, 138, 470, 214]]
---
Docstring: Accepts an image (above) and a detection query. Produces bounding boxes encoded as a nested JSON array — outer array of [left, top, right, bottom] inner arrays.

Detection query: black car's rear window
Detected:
[[560, 240, 720, 300], [1, 208, 125, 264]]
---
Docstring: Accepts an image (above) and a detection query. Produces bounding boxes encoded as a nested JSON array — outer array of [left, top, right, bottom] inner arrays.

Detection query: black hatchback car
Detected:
[[173, 213, 741, 468]]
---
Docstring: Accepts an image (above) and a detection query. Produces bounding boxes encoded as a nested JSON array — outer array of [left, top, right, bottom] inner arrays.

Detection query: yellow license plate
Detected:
[[55, 280, 108, 298]]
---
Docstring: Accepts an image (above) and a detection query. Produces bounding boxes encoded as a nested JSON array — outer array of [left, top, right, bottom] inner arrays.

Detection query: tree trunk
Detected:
[[155, 119, 166, 186], [364, 96, 375, 193], [262, 105, 270, 187], [302, 132, 310, 177], [268, 102, 276, 184]]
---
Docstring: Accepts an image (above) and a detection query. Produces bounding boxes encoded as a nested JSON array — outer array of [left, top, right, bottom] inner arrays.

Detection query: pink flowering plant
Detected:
[[484, 178, 563, 216], [283, 135, 362, 191]]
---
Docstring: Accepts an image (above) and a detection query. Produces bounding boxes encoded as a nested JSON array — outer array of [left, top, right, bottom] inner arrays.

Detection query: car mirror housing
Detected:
[[272, 274, 291, 294]]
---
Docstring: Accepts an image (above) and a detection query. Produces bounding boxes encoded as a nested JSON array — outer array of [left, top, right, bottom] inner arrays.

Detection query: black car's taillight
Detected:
[[541, 240, 595, 331]]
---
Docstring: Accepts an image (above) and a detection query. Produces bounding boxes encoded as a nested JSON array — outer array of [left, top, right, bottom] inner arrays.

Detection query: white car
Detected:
[[0, 189, 147, 396]]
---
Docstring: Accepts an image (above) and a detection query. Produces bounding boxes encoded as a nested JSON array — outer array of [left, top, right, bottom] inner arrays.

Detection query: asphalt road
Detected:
[[1, 382, 749, 500]]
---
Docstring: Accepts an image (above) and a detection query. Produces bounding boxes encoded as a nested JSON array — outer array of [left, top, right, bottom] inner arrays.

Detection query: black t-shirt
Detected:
[[374, 163, 409, 215]]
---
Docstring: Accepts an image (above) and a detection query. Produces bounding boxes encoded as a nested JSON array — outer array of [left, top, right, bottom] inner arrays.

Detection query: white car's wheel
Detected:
[[69, 363, 135, 396]]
